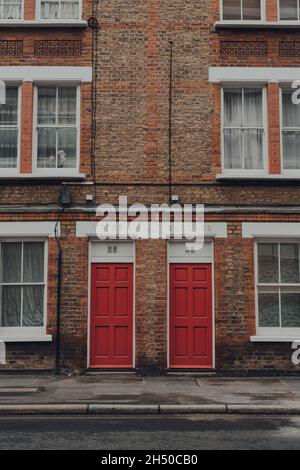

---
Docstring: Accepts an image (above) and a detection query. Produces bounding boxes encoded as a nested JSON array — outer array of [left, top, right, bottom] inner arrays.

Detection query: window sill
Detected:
[[250, 336, 299, 343], [216, 173, 300, 181], [0, 335, 52, 343], [0, 20, 88, 28], [215, 21, 300, 30], [0, 172, 86, 180]]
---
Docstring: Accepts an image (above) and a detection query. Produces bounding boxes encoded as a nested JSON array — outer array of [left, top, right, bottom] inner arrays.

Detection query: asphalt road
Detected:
[[0, 415, 300, 450]]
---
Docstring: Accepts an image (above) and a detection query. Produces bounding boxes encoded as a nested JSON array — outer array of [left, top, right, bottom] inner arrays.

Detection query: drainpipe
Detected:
[[54, 220, 62, 375], [168, 41, 173, 204]]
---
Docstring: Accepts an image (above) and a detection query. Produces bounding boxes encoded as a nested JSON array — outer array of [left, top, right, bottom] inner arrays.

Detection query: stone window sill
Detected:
[[250, 336, 299, 343], [0, 20, 88, 28], [215, 21, 300, 30], [0, 335, 52, 343]]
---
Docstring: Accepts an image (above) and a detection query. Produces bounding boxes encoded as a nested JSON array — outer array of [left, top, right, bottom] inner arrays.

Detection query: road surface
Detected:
[[0, 415, 299, 450]]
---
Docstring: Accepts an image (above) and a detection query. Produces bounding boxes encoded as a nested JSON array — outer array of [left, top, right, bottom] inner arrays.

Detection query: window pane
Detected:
[[223, 0, 241, 20], [57, 128, 76, 168], [1, 286, 21, 327], [37, 128, 57, 168], [244, 88, 262, 127], [0, 128, 18, 168], [281, 293, 300, 327], [243, 0, 261, 20], [58, 87, 76, 125], [224, 88, 242, 127], [224, 129, 243, 169], [257, 243, 279, 283], [23, 242, 44, 283], [23, 286, 44, 327], [244, 129, 264, 169], [280, 244, 300, 283], [1, 242, 22, 283], [37, 87, 56, 125], [282, 131, 300, 169], [40, 1, 59, 19], [2, 0, 22, 19], [258, 292, 280, 327], [282, 89, 300, 127], [61, 1, 79, 19], [280, 0, 298, 20], [0, 88, 18, 125]]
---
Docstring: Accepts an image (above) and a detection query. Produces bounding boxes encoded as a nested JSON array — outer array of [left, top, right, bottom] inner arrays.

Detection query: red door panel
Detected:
[[170, 264, 213, 369], [90, 263, 133, 368]]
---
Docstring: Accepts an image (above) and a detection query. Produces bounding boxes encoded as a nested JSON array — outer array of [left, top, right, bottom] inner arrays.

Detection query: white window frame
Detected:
[[280, 87, 300, 176], [33, 83, 80, 176], [0, 84, 21, 174], [0, 238, 48, 340], [278, 0, 300, 21], [221, 85, 268, 176], [220, 0, 265, 21], [0, 0, 23, 20], [36, 0, 82, 21], [254, 239, 300, 339]]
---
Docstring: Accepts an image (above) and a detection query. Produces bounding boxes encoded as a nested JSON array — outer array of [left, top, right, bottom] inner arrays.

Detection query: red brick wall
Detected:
[[266, 0, 278, 21], [24, 0, 35, 20], [20, 81, 33, 174], [1, 1, 300, 374], [268, 82, 281, 175]]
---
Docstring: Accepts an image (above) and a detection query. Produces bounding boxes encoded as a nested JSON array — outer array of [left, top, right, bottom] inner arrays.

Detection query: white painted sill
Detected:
[[215, 21, 300, 29], [0, 335, 52, 342], [0, 20, 88, 28], [216, 174, 300, 181], [251, 336, 299, 343], [0, 172, 86, 180]]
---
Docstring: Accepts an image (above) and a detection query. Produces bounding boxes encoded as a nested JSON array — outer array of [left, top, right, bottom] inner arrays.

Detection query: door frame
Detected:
[[167, 241, 215, 370], [87, 241, 136, 369]]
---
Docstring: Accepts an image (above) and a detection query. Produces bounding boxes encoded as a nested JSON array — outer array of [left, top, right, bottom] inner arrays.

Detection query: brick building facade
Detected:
[[0, 1, 300, 374]]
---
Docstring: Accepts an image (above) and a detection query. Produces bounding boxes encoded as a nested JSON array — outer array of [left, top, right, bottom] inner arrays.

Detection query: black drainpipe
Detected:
[[54, 219, 62, 374], [168, 41, 173, 204]]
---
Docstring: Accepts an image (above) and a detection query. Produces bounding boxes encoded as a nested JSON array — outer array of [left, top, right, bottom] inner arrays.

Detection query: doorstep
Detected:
[[167, 370, 217, 378]]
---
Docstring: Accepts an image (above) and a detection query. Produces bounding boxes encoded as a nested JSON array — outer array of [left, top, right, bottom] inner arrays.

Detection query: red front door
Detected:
[[90, 263, 133, 368], [169, 264, 213, 369]]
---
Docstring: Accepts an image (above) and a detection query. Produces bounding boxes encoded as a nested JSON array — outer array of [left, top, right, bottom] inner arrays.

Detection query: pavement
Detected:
[[0, 373, 300, 415]]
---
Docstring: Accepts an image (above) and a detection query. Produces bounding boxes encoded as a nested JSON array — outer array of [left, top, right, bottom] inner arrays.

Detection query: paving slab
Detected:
[[0, 375, 299, 408]]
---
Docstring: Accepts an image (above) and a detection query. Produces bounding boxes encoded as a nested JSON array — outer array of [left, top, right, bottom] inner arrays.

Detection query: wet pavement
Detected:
[[0, 374, 300, 407]]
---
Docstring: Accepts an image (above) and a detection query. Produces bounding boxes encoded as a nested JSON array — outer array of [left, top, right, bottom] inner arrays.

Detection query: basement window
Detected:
[[0, 241, 47, 338], [39, 0, 80, 20], [222, 0, 261, 20], [256, 241, 300, 337]]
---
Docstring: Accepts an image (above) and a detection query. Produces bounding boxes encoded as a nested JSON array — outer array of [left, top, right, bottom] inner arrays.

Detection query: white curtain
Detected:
[[58, 88, 76, 125], [282, 89, 300, 169], [37, 87, 77, 168], [40, 1, 59, 19], [23, 286, 44, 327], [224, 88, 263, 169], [61, 1, 79, 19], [23, 242, 44, 283], [0, 243, 22, 327], [37, 128, 56, 168], [41, 1, 79, 19], [0, 242, 45, 328], [2, 0, 22, 19], [280, 0, 298, 20]]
